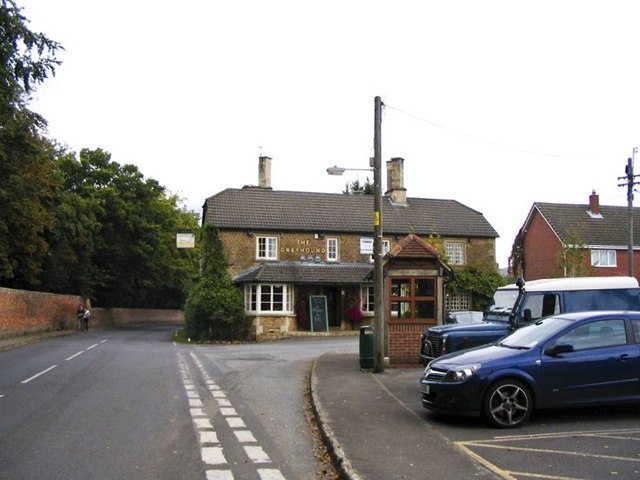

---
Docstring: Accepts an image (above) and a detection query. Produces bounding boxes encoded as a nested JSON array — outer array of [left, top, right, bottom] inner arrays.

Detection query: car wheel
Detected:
[[483, 379, 532, 428]]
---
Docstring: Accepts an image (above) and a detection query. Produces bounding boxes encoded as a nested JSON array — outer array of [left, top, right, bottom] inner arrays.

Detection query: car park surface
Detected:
[[419, 310, 640, 428]]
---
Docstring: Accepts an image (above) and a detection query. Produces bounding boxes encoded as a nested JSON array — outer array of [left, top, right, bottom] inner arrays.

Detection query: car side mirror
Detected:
[[545, 343, 574, 357]]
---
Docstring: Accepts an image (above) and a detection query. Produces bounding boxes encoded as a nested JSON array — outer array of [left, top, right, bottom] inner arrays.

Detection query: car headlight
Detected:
[[442, 364, 481, 382], [441, 334, 448, 354]]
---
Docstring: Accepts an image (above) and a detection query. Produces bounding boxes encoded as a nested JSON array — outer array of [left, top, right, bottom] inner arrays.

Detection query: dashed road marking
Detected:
[[178, 350, 288, 479], [21, 365, 57, 384]]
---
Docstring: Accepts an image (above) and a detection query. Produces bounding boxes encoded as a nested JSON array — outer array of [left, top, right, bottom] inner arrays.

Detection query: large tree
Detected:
[[0, 0, 62, 287], [54, 148, 201, 307]]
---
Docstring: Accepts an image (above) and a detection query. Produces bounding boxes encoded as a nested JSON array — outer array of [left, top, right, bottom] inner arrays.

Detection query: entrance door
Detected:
[[325, 287, 340, 327]]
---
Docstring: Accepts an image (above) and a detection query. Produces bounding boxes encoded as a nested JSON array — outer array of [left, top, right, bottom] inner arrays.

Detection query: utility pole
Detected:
[[373, 96, 385, 373], [618, 148, 639, 277]]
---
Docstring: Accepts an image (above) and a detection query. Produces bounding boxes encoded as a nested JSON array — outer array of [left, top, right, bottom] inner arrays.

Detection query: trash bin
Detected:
[[359, 325, 375, 369]]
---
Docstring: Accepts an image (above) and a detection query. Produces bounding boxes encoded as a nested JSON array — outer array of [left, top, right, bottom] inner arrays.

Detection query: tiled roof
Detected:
[[203, 188, 498, 238], [233, 261, 373, 285], [533, 202, 640, 247]]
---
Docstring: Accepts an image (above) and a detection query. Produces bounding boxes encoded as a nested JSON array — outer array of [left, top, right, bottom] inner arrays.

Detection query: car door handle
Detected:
[[618, 353, 630, 362]]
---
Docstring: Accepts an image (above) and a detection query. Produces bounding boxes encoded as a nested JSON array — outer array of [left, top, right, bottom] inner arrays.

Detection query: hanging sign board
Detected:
[[360, 237, 374, 255], [309, 295, 329, 332]]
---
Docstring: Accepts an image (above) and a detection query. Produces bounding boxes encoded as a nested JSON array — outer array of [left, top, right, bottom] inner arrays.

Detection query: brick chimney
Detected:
[[589, 189, 600, 215], [258, 156, 272, 190], [385, 157, 407, 206]]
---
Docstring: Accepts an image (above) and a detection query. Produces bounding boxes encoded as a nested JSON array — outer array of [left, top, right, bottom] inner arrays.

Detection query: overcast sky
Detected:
[[23, 0, 640, 268]]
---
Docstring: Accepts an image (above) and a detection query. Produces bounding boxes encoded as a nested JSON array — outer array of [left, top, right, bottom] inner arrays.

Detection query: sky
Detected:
[[22, 0, 640, 268]]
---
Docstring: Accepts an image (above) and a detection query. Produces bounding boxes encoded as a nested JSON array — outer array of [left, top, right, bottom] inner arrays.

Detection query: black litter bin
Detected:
[[359, 325, 375, 369]]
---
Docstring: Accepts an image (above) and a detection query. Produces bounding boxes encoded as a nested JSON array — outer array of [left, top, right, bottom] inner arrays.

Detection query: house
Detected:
[[202, 156, 498, 365], [515, 190, 640, 280]]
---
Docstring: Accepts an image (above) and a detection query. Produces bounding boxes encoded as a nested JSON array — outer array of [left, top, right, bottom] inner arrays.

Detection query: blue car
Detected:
[[419, 311, 640, 428]]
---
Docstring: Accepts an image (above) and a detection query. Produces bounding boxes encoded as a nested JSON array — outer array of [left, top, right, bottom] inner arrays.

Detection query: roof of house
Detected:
[[530, 202, 640, 247], [203, 188, 499, 238], [233, 261, 374, 285]]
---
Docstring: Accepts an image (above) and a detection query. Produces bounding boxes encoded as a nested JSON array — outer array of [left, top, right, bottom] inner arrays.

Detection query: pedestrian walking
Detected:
[[82, 307, 91, 331], [76, 305, 85, 331]]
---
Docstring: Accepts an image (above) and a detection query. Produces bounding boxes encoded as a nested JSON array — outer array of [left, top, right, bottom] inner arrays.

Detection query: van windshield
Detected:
[[485, 288, 520, 322]]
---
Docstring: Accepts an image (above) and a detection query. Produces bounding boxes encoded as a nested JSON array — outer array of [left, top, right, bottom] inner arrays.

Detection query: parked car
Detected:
[[444, 310, 484, 325], [418, 276, 640, 365], [419, 310, 640, 428]]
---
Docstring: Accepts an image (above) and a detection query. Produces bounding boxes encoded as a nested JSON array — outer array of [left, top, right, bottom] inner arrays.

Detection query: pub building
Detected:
[[202, 156, 498, 365]]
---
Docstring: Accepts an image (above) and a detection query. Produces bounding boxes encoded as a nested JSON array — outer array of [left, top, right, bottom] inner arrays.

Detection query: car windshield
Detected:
[[489, 289, 519, 311], [499, 316, 572, 349]]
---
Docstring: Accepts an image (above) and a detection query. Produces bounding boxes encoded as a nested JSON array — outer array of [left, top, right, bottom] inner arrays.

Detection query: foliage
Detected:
[[184, 224, 250, 341], [342, 178, 374, 195], [0, 0, 62, 116], [556, 224, 594, 278], [345, 294, 362, 324], [447, 263, 506, 311], [508, 228, 525, 278]]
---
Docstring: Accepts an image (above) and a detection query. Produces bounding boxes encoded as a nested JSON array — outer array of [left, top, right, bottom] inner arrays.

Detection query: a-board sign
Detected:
[[309, 295, 328, 332]]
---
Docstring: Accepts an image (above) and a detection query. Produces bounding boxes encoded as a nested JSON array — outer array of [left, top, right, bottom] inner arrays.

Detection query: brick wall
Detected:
[[388, 321, 431, 367], [0, 287, 183, 338]]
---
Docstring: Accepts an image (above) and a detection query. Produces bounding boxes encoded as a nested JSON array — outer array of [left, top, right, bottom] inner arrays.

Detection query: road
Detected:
[[0, 325, 357, 480]]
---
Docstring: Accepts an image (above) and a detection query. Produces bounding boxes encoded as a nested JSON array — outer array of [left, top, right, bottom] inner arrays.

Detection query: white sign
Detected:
[[176, 232, 195, 249], [360, 237, 373, 254]]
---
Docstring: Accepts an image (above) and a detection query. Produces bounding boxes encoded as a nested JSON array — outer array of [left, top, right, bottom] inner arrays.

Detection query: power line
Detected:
[[384, 103, 599, 160]]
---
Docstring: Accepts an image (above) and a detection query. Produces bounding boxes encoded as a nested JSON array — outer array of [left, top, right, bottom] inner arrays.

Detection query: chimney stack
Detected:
[[258, 156, 272, 190], [386, 157, 407, 206], [589, 189, 600, 215]]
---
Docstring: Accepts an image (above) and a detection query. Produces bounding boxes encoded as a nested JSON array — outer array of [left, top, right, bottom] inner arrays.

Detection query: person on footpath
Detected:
[[82, 307, 91, 331], [76, 305, 85, 331]]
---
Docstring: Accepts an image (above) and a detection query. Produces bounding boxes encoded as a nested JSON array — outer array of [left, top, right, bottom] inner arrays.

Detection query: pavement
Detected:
[[311, 352, 499, 480]]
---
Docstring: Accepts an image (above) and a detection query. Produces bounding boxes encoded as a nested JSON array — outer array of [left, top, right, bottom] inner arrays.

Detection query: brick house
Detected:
[[202, 156, 498, 365], [515, 190, 640, 281]]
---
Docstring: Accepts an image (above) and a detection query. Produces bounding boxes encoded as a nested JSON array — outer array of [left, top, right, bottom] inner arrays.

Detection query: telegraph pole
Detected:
[[618, 148, 639, 277], [373, 96, 385, 373]]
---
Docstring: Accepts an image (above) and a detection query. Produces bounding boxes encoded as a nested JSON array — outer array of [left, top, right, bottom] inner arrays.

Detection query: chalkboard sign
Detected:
[[309, 295, 329, 332]]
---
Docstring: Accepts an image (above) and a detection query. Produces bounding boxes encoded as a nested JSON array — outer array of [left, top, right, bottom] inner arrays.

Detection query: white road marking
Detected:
[[193, 418, 214, 429], [86, 343, 99, 350], [189, 398, 203, 407], [200, 431, 219, 444], [190, 408, 206, 417], [220, 407, 237, 416], [234, 430, 257, 443], [187, 390, 200, 398], [212, 390, 226, 398], [216, 399, 232, 407], [258, 469, 287, 480], [206, 470, 234, 480], [202, 446, 227, 465], [226, 417, 246, 428], [65, 351, 84, 361], [244, 446, 271, 463], [21, 365, 57, 384]]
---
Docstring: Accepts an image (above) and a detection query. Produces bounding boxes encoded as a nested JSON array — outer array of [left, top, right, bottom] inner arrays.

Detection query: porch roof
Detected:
[[233, 261, 373, 285]]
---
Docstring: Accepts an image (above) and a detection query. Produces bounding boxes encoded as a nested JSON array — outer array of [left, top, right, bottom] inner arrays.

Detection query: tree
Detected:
[[53, 148, 201, 307], [556, 225, 594, 278], [446, 263, 505, 311], [0, 1, 62, 288], [342, 178, 374, 195], [184, 224, 249, 341]]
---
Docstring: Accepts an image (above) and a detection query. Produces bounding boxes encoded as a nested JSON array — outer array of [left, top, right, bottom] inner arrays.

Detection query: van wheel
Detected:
[[483, 379, 532, 428]]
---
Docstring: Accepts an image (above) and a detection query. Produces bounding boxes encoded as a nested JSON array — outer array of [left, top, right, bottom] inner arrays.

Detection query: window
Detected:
[[327, 238, 339, 262], [245, 284, 293, 313], [370, 239, 390, 262], [555, 319, 627, 351], [445, 241, 465, 265], [256, 236, 277, 260], [389, 277, 436, 321], [446, 290, 471, 311], [591, 249, 616, 267], [360, 285, 374, 314], [520, 293, 561, 322]]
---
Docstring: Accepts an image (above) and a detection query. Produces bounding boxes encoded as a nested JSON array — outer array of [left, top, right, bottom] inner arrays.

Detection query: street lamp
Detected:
[[326, 97, 385, 372]]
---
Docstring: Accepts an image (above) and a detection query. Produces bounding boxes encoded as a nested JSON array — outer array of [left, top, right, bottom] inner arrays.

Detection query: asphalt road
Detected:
[[0, 325, 357, 480]]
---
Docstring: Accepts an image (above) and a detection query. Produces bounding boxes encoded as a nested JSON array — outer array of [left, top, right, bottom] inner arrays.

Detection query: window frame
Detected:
[[327, 237, 339, 262], [244, 284, 293, 314], [591, 249, 617, 268], [256, 236, 278, 260], [445, 240, 466, 266]]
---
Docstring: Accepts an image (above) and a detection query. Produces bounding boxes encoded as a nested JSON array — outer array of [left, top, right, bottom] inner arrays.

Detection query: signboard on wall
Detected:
[[309, 295, 329, 332], [176, 231, 195, 249]]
